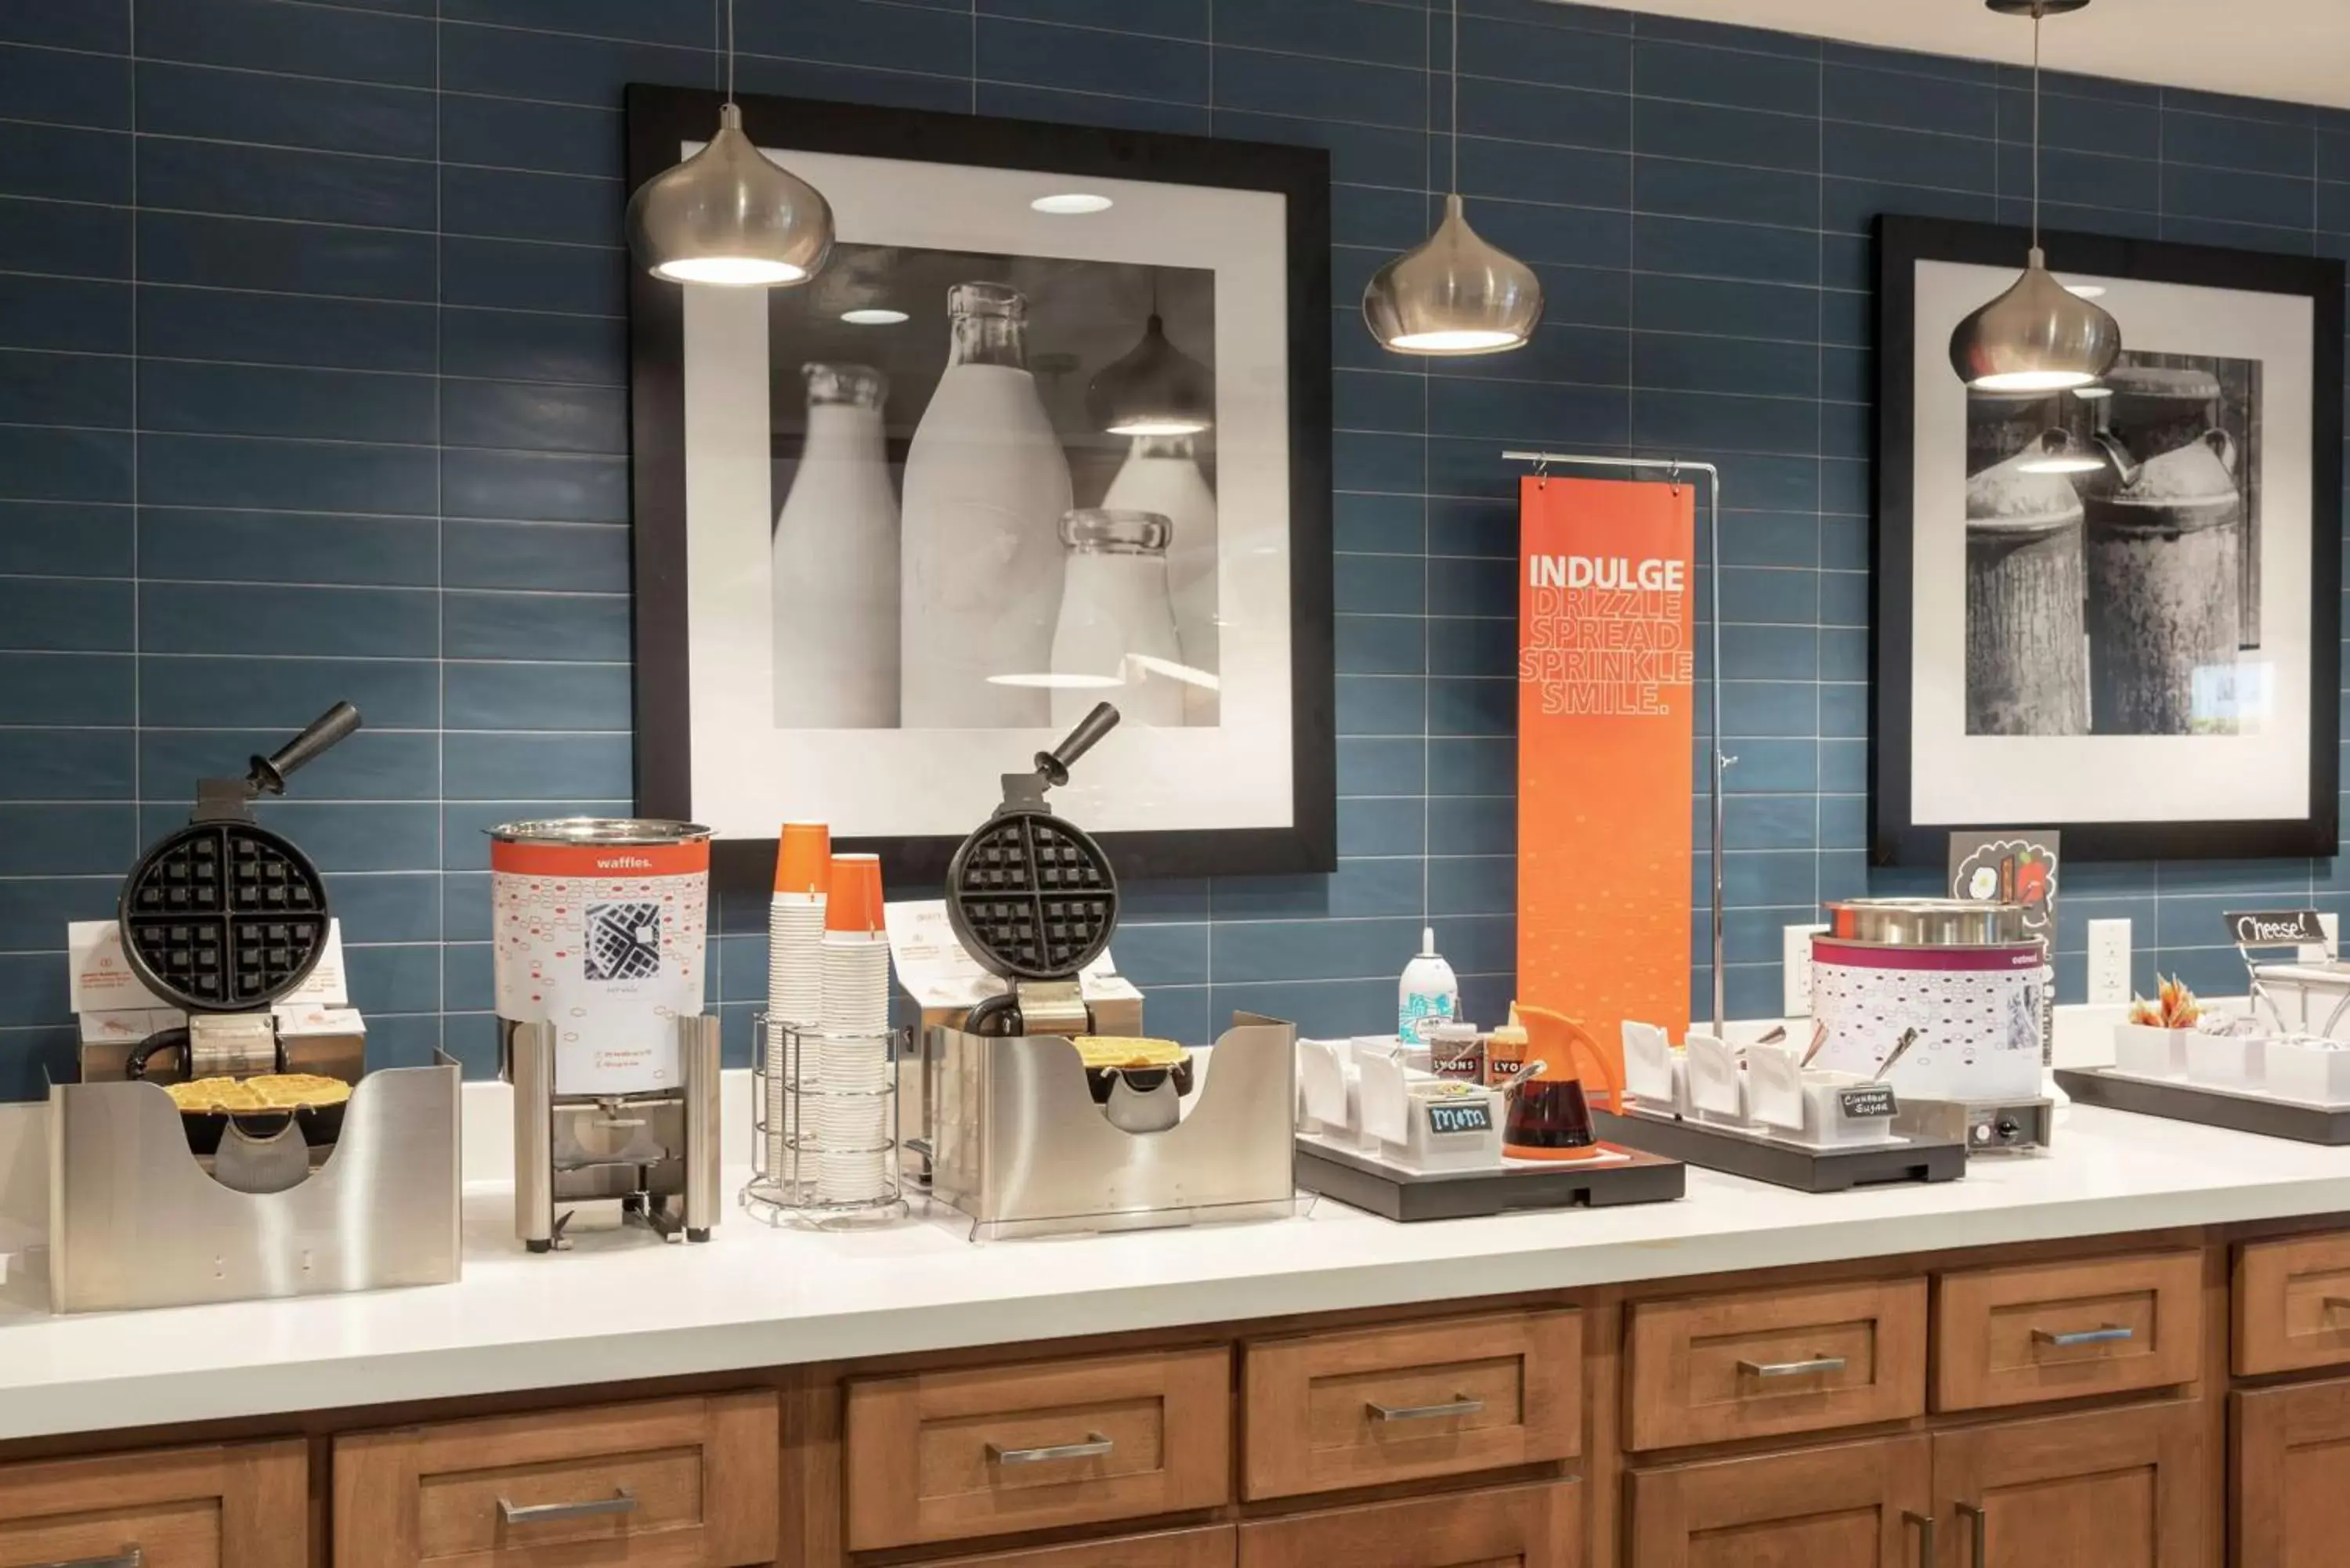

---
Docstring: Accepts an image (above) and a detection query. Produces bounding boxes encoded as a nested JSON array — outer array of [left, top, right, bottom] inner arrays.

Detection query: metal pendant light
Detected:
[[1362, 0, 1542, 355], [1949, 0, 2120, 389], [626, 0, 833, 287], [1086, 276, 1213, 435]]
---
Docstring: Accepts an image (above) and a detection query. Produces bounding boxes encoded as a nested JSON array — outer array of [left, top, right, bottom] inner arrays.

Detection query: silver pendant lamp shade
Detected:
[[1363, 193, 1544, 354], [1363, 0, 1542, 356], [1086, 312, 1213, 435], [626, 0, 833, 287], [1948, 0, 2118, 389]]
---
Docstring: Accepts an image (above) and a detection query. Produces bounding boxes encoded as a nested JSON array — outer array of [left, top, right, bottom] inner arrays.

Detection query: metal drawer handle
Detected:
[[2031, 1324, 2134, 1347], [1902, 1511, 1936, 1568], [31, 1552, 141, 1568], [988, 1433, 1115, 1465], [1736, 1355, 1847, 1378], [497, 1487, 637, 1526], [1366, 1395, 1486, 1422], [1958, 1501, 1988, 1568]]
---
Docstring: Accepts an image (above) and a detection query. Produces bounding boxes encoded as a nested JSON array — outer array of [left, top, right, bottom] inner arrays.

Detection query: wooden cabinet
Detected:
[[1236, 1479, 1578, 1568], [332, 1390, 777, 1568], [928, 1524, 1238, 1568], [0, 1439, 304, 1568], [1625, 1279, 1927, 1451], [1242, 1307, 1578, 1498], [1628, 1436, 1932, 1567], [2236, 1378, 2350, 1567], [844, 1345, 1231, 1550], [2235, 1231, 2350, 1376], [1930, 1400, 2202, 1568], [1933, 1251, 2201, 1411]]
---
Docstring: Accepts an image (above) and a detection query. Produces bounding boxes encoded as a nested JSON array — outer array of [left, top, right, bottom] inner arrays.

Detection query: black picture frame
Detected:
[[624, 85, 1336, 894], [1873, 214, 2344, 864]]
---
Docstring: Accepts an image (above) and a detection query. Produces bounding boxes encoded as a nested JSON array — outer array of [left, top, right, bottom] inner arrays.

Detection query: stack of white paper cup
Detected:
[[765, 823, 829, 1194], [817, 852, 892, 1205]]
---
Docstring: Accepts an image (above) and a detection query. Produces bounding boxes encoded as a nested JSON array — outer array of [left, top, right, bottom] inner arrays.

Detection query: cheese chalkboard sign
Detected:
[[2226, 909, 2326, 948]]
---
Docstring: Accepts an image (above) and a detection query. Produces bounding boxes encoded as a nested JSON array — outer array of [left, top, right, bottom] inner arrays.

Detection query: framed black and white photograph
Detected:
[[626, 86, 1334, 886], [1875, 215, 2344, 862]]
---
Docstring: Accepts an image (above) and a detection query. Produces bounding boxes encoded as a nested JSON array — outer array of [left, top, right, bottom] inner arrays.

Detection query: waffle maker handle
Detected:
[[249, 702, 363, 796], [1036, 703, 1119, 788]]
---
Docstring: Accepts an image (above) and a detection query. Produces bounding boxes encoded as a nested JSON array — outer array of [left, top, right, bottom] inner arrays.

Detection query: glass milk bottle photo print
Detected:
[[901, 280, 1074, 728], [772, 363, 898, 727]]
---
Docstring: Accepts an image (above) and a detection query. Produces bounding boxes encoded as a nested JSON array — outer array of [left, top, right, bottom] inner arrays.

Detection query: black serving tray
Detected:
[[1294, 1137, 1684, 1222], [1593, 1108, 1967, 1192], [2056, 1067, 2350, 1145]]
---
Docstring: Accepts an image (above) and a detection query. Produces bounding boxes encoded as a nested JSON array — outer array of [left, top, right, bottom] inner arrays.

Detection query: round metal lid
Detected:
[[486, 816, 712, 846]]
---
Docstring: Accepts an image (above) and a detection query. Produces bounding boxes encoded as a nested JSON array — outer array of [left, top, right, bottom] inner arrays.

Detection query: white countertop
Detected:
[[2, 1102, 2346, 1443]]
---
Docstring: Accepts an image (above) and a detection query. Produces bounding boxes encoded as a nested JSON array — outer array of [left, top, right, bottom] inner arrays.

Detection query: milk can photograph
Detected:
[[1962, 351, 2263, 738]]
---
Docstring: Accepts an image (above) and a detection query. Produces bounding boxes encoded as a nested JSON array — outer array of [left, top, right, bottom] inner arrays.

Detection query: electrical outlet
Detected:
[[1783, 923, 1828, 1017], [2088, 918, 2132, 1004]]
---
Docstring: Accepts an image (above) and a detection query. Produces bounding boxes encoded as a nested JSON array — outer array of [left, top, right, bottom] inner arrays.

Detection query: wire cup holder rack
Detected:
[[743, 1013, 910, 1229]]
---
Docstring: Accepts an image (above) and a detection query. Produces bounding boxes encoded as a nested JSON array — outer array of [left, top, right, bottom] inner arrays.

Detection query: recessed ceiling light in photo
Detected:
[[841, 308, 909, 324], [1031, 193, 1113, 215]]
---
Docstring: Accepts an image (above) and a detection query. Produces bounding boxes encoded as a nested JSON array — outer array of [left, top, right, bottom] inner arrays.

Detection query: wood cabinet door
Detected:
[[2236, 1378, 2350, 1568], [1236, 1479, 1578, 1568], [928, 1524, 1236, 1568], [0, 1439, 305, 1568], [1931, 1400, 2202, 1568], [1628, 1436, 1932, 1568]]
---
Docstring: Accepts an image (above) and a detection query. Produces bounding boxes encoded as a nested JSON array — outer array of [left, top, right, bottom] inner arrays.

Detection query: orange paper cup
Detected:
[[774, 822, 830, 899], [826, 853, 884, 935]]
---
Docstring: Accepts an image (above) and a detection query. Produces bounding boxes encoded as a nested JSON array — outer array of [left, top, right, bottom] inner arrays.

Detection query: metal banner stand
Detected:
[[1502, 449, 1730, 1037]]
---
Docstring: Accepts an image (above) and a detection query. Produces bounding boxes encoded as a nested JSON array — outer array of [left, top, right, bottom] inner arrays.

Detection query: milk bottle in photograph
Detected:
[[900, 283, 1073, 727], [774, 363, 898, 727], [1103, 432, 1218, 724], [1048, 508, 1184, 728]]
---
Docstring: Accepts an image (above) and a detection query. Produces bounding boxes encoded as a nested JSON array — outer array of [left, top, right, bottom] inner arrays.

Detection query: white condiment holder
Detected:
[[1357, 1053, 1503, 1172], [2113, 1023, 2193, 1080], [1622, 1020, 1687, 1115], [1684, 1032, 1752, 1127], [1745, 1043, 1900, 1147], [2186, 1031, 2267, 1089], [2265, 1039, 2350, 1104], [1296, 1038, 1371, 1150]]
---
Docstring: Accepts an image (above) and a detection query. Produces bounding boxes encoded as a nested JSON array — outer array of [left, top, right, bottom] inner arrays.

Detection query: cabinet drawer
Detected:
[[2236, 1378, 2350, 1566], [1625, 1279, 1926, 1451], [844, 1346, 1231, 1550], [332, 1390, 777, 1568], [2236, 1231, 2350, 1376], [0, 1440, 304, 1568], [1933, 1250, 2201, 1411], [1242, 1307, 1578, 1498], [1236, 1479, 1578, 1568], [930, 1524, 1235, 1568]]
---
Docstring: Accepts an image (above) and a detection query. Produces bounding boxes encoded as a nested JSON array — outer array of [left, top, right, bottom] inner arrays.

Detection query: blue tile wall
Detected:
[[2, 0, 2348, 1097]]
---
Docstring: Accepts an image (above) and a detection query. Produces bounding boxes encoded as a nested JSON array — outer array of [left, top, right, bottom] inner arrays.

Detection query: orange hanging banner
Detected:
[[1517, 475, 1697, 1079]]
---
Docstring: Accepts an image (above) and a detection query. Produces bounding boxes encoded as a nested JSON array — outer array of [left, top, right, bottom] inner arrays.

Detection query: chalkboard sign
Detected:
[[1426, 1099, 1494, 1136], [2226, 909, 2325, 946], [1838, 1086, 1897, 1121]]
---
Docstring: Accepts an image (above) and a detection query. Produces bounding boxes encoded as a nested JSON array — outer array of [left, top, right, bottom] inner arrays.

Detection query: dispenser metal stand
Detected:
[[504, 1013, 722, 1250]]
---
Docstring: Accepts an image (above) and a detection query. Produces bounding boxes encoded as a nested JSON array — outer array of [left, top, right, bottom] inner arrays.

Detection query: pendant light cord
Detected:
[[2030, 3, 2042, 252], [1449, 0, 1461, 195], [725, 0, 736, 105]]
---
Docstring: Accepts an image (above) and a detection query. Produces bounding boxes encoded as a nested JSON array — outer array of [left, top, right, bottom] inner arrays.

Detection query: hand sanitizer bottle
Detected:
[[1399, 926, 1459, 1046]]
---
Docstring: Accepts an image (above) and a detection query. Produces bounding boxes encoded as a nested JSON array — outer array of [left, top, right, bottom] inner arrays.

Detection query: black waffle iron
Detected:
[[121, 702, 362, 1084], [949, 703, 1122, 1039]]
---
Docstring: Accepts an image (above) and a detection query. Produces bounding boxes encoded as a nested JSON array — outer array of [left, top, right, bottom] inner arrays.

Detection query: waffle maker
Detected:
[[949, 702, 1122, 1039], [119, 702, 361, 1088]]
